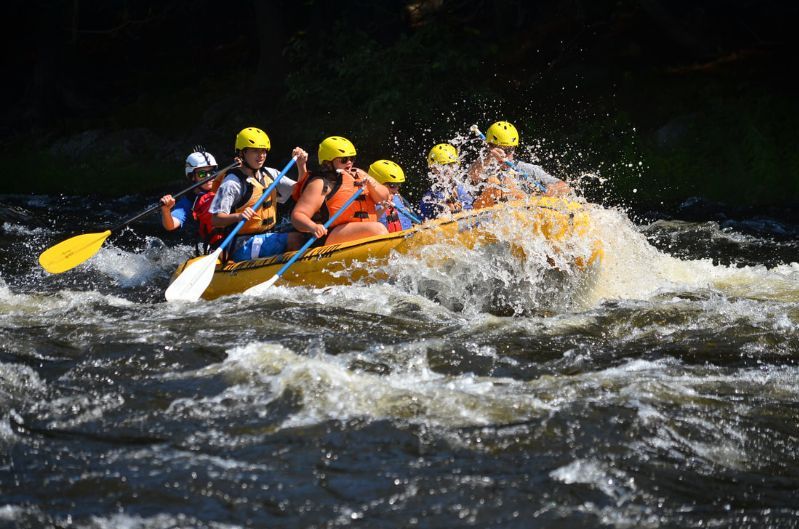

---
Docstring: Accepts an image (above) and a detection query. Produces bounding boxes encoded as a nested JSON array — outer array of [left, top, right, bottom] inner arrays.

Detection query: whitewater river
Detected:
[[1, 192, 798, 528]]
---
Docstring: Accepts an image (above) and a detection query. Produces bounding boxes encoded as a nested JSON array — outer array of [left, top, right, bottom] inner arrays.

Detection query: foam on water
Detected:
[[0, 283, 133, 319], [90, 237, 192, 288], [571, 206, 799, 305], [210, 341, 551, 430], [85, 512, 243, 529], [550, 458, 636, 502], [240, 197, 798, 318], [182, 334, 799, 470], [0, 362, 46, 442], [1, 221, 55, 237]]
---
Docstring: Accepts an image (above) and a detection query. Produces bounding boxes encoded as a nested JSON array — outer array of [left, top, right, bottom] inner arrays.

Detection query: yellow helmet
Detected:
[[318, 136, 357, 164], [485, 121, 519, 147], [368, 160, 405, 184], [235, 127, 271, 152], [427, 143, 459, 166]]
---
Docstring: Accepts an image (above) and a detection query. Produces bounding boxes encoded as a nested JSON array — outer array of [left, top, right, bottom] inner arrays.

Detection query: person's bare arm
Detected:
[[291, 178, 327, 238]]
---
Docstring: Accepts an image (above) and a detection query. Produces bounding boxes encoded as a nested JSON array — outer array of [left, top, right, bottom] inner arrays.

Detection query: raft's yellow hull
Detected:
[[169, 196, 604, 300]]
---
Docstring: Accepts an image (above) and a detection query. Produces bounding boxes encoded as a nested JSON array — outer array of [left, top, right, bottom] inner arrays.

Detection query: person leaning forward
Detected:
[[468, 121, 570, 209], [291, 136, 390, 245], [209, 127, 307, 261]]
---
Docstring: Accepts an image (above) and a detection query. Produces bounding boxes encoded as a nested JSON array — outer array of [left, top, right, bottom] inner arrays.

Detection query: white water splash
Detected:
[[90, 237, 192, 288], [1, 222, 55, 237], [208, 341, 551, 430], [585, 207, 799, 304]]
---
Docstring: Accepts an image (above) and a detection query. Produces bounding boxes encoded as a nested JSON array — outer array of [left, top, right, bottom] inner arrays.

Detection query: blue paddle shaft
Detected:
[[217, 157, 298, 252], [273, 187, 365, 278], [394, 203, 421, 224]]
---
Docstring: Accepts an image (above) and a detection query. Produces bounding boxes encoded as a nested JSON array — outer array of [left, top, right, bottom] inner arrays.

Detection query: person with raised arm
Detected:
[[469, 121, 570, 209], [209, 127, 307, 261]]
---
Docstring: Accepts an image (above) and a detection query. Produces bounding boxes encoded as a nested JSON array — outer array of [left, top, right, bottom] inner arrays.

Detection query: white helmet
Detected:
[[184, 150, 218, 177]]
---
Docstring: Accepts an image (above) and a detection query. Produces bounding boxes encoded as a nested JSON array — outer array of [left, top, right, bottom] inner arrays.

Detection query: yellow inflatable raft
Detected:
[[169, 196, 603, 300]]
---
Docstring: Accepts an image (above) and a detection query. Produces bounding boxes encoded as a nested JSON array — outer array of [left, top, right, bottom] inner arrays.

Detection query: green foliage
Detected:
[[3, 0, 797, 211], [282, 18, 488, 146], [636, 89, 799, 207], [4, 146, 173, 196]]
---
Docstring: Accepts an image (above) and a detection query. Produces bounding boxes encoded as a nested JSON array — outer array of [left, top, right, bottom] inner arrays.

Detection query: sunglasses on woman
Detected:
[[337, 156, 355, 163]]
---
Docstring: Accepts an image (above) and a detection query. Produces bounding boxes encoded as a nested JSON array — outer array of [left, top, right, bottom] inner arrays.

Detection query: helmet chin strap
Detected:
[[244, 159, 261, 172], [238, 149, 263, 173]]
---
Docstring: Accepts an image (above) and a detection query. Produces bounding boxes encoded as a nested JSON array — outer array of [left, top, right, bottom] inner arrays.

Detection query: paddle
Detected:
[[38, 160, 241, 274], [394, 201, 422, 225], [244, 187, 364, 296], [165, 156, 298, 302], [469, 125, 546, 192]]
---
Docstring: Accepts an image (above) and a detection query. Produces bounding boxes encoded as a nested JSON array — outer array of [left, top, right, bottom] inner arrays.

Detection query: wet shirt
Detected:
[[418, 184, 474, 220], [169, 195, 195, 229], [514, 161, 563, 189]]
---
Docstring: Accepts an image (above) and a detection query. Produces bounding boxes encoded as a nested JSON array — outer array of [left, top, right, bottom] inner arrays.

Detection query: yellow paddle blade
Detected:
[[38, 230, 112, 274]]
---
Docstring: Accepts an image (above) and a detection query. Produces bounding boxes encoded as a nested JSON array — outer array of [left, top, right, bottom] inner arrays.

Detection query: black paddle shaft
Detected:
[[108, 160, 240, 232]]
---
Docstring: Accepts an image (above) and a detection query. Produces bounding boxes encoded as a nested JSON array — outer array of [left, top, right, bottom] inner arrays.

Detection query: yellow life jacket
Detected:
[[228, 168, 278, 234]]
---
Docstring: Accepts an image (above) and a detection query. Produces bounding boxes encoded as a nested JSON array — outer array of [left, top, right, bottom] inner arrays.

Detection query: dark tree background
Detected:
[[1, 0, 797, 212]]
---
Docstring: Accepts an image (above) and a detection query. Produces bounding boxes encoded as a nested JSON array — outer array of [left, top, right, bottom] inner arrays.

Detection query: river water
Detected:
[[1, 192, 798, 529]]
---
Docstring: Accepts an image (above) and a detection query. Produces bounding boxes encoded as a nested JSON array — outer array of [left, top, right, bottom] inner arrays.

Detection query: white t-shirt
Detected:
[[209, 167, 296, 215]]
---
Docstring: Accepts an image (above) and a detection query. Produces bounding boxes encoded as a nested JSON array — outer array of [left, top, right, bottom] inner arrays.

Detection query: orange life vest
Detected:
[[325, 169, 378, 227], [474, 169, 526, 209], [301, 168, 379, 227], [291, 171, 310, 202]]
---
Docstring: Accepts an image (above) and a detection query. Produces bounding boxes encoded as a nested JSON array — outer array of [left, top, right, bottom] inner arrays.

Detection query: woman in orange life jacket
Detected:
[[291, 136, 390, 245], [370, 160, 415, 233], [209, 127, 308, 261], [159, 147, 227, 253], [468, 121, 570, 209]]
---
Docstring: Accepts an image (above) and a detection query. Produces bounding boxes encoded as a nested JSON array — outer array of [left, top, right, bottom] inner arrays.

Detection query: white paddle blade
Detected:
[[164, 249, 222, 302], [243, 274, 280, 296]]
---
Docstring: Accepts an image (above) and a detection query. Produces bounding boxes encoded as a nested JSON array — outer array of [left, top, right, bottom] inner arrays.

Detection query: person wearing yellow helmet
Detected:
[[369, 160, 416, 232], [208, 127, 309, 261], [291, 136, 391, 245], [468, 121, 570, 208], [418, 143, 474, 220]]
